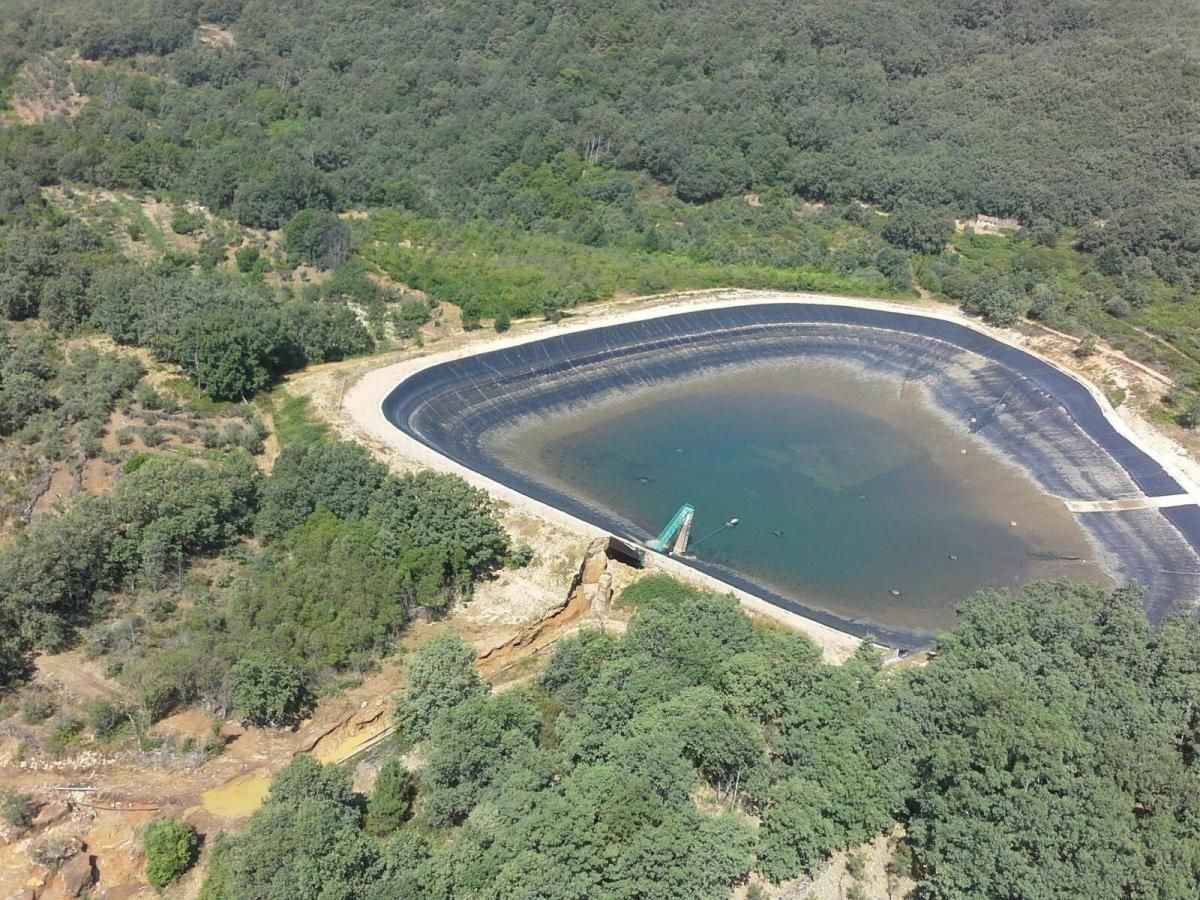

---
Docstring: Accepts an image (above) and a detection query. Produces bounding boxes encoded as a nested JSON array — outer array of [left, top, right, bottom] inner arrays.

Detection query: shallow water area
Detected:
[[494, 361, 1110, 633], [201, 771, 271, 818]]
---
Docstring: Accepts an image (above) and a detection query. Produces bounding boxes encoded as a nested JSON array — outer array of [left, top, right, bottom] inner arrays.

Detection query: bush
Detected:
[[1177, 400, 1200, 430], [1, 790, 35, 827], [45, 717, 84, 756], [505, 542, 535, 568], [366, 758, 415, 835], [143, 818, 199, 889], [30, 836, 79, 869], [171, 209, 206, 236], [235, 245, 261, 273], [82, 698, 127, 738], [20, 692, 56, 724], [231, 656, 309, 727], [882, 206, 954, 254], [394, 634, 487, 741]]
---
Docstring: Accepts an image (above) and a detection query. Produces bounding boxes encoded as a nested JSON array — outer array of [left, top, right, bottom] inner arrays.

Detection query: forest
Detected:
[[0, 0, 1198, 395], [0, 1, 1198, 897], [198, 577, 1200, 899], [0, 426, 515, 717]]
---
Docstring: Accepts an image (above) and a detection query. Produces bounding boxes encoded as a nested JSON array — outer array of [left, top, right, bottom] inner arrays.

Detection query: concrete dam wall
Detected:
[[381, 302, 1200, 643]]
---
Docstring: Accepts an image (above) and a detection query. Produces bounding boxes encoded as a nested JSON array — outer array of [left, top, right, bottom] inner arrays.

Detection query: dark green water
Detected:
[[498, 364, 1107, 632]]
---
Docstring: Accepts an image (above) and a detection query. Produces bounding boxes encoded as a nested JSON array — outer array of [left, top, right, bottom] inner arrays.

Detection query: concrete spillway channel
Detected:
[[370, 297, 1200, 649]]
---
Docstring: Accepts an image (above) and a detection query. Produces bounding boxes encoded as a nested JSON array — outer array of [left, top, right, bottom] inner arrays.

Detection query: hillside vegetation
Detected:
[[201, 577, 1200, 899], [0, 1, 1199, 396], [0, 4, 1199, 897]]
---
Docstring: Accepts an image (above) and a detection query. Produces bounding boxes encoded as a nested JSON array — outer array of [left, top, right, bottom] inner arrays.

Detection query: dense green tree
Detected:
[[0, 361, 210, 663], [285, 209, 353, 271], [164, 295, 295, 400], [898, 582, 1200, 899], [757, 777, 840, 880], [394, 633, 487, 742], [366, 759, 416, 836], [0, 371, 56, 434], [962, 274, 1027, 326], [421, 690, 542, 826], [111, 454, 259, 576], [283, 298, 374, 364], [231, 655, 309, 727], [368, 471, 510, 582], [143, 818, 199, 889], [630, 686, 762, 788], [220, 759, 380, 900], [882, 207, 955, 255], [539, 629, 616, 712], [232, 511, 425, 670], [267, 756, 358, 808], [89, 270, 301, 400], [198, 578, 1200, 898], [256, 440, 387, 541]]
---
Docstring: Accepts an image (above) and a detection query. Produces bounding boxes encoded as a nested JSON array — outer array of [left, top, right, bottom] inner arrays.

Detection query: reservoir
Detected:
[[379, 301, 1200, 640], [494, 362, 1110, 633]]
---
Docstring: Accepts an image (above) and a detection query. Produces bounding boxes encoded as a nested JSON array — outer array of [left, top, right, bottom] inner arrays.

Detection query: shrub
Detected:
[[20, 692, 56, 724], [123, 452, 151, 474], [235, 245, 261, 273], [366, 758, 415, 835], [143, 818, 199, 888], [140, 425, 166, 447], [1, 790, 35, 827], [846, 850, 867, 879], [83, 698, 127, 738], [30, 836, 78, 869], [505, 542, 535, 568], [231, 656, 309, 727], [1177, 400, 1200, 430], [45, 717, 84, 756], [394, 634, 487, 741], [171, 209, 206, 236], [136, 384, 164, 410]]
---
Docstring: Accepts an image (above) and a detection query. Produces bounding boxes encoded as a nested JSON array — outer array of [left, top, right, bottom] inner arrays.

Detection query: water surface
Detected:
[[494, 362, 1109, 633]]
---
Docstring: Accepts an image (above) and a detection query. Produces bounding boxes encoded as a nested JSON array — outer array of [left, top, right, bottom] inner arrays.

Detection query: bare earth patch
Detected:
[[196, 23, 236, 48], [740, 827, 916, 899], [5, 56, 87, 125]]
